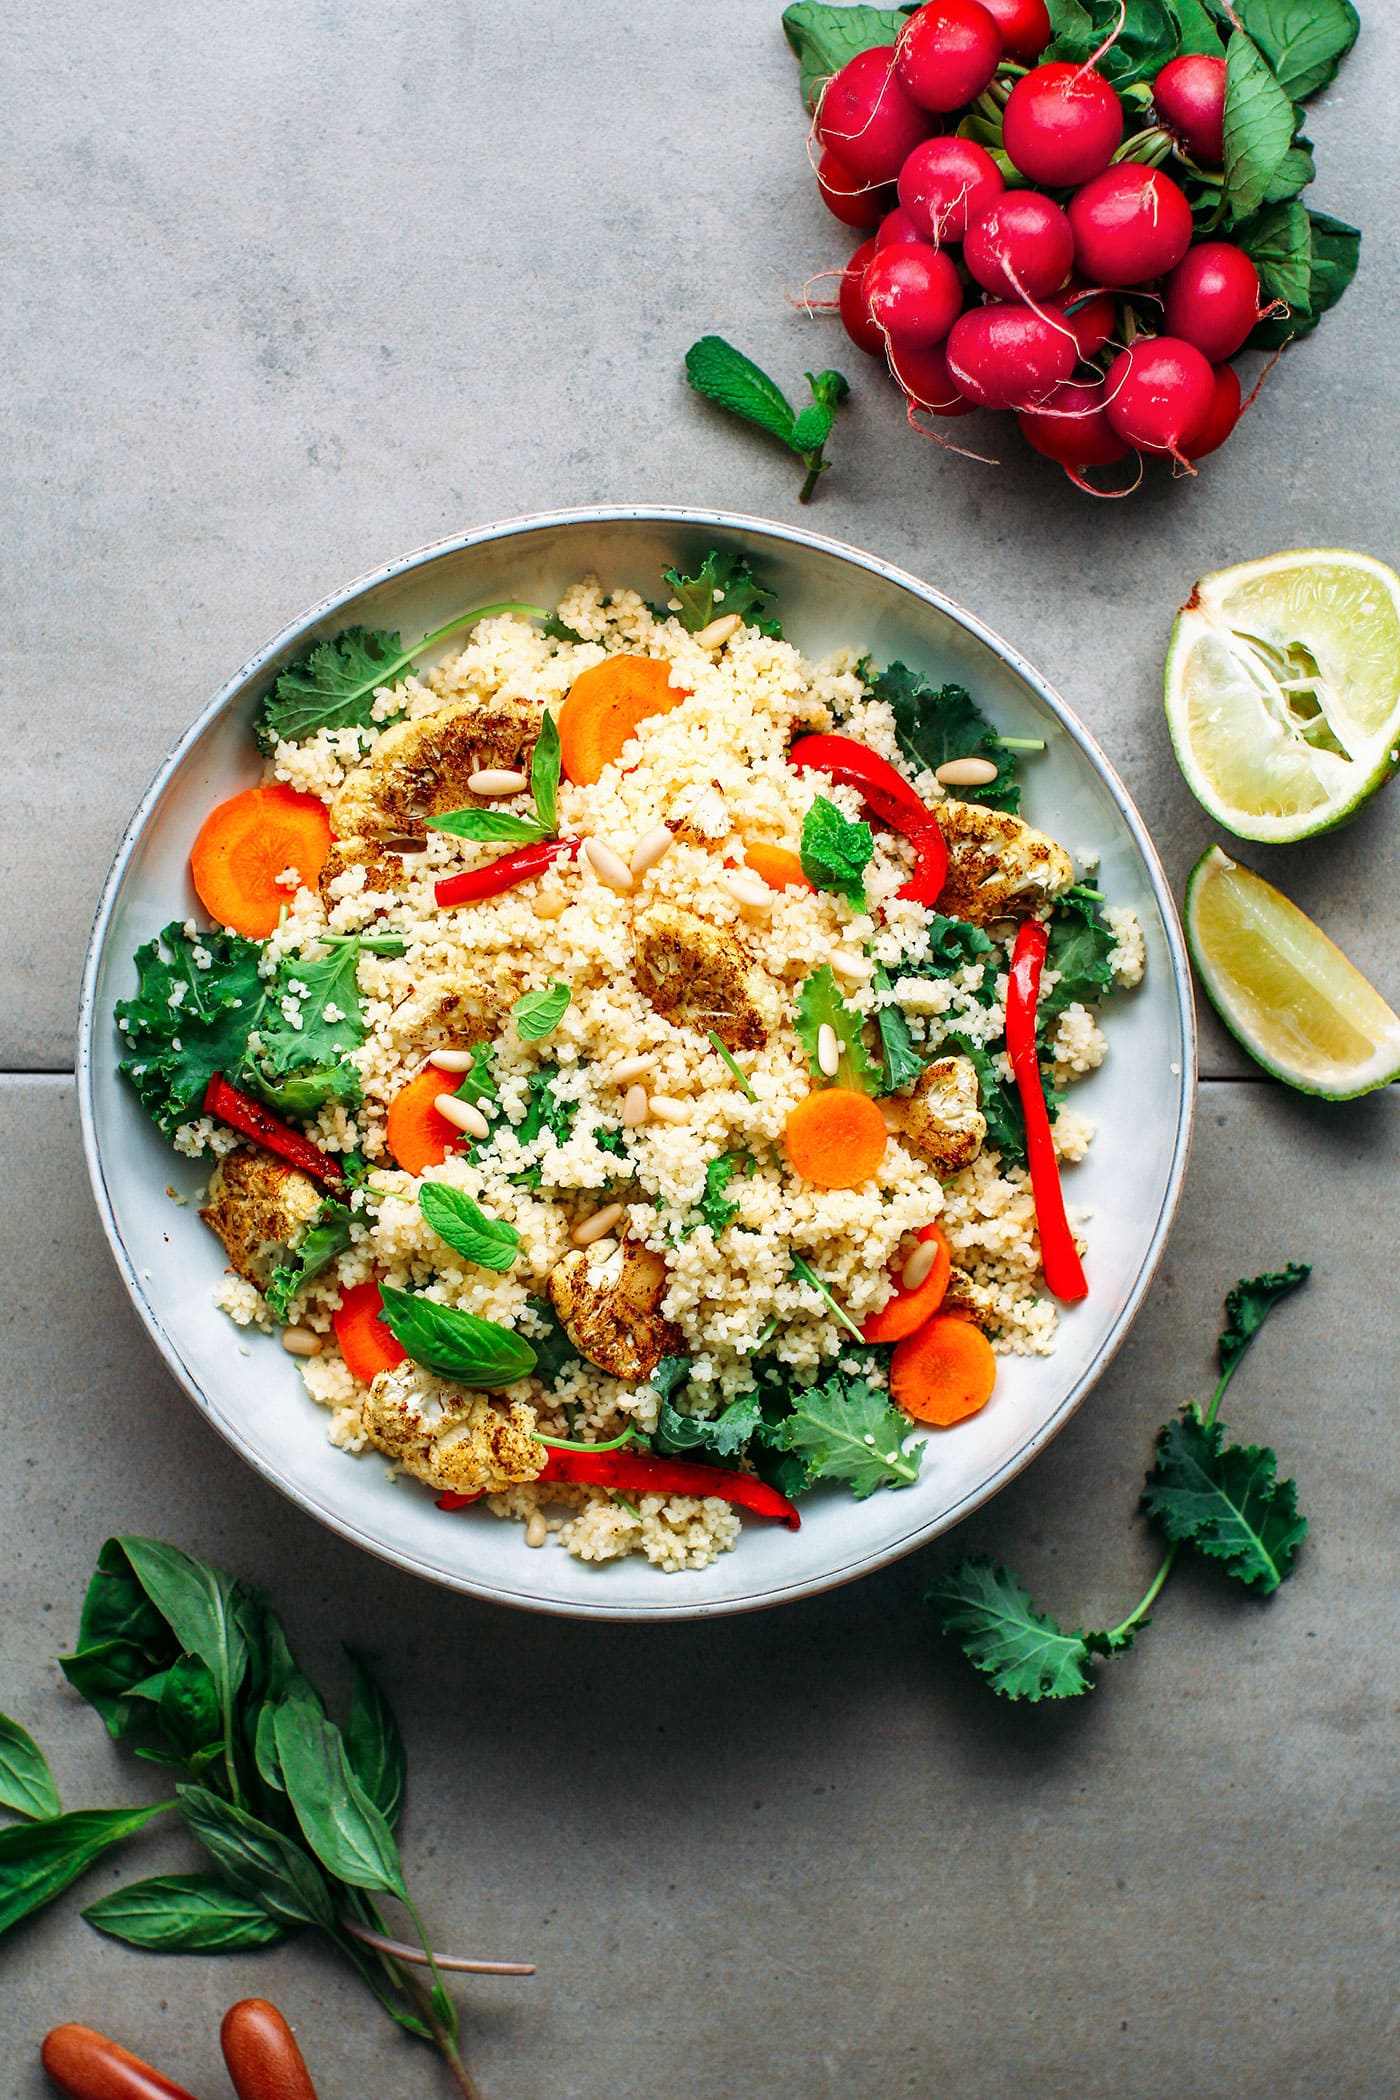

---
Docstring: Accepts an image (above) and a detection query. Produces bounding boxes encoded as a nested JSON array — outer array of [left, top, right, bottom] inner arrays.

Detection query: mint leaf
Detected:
[[116, 923, 269, 1141], [1223, 33, 1298, 222], [657, 550, 782, 639], [929, 1559, 1098, 1701], [800, 795, 873, 907], [454, 1041, 498, 1117], [869, 662, 1022, 813], [265, 1199, 354, 1323], [1141, 1409, 1306, 1592], [781, 2, 907, 110], [377, 1288, 536, 1389], [794, 962, 880, 1093], [873, 963, 926, 1094], [685, 336, 795, 444], [256, 627, 409, 751], [1217, 1262, 1310, 1376], [1236, 0, 1358, 101], [511, 982, 571, 1043], [773, 1374, 923, 1498], [418, 1183, 520, 1272]]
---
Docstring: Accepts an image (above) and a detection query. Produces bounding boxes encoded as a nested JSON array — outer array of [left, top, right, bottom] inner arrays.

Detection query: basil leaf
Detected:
[[427, 808, 549, 844], [1223, 34, 1297, 222], [512, 982, 571, 1042], [0, 1713, 61, 1821], [0, 1803, 170, 1939], [531, 710, 561, 834], [522, 1297, 579, 1384], [114, 1538, 249, 1752], [1236, 0, 1358, 101], [344, 1653, 407, 1830], [685, 336, 795, 446], [155, 1654, 223, 1765], [378, 1286, 537, 1388], [418, 1182, 520, 1271], [271, 1685, 407, 1898], [781, 1, 907, 109], [83, 1872, 288, 1952], [177, 1784, 339, 1930], [799, 795, 874, 907]]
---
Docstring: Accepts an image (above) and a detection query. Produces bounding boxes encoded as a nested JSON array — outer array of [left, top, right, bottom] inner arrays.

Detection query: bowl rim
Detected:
[[76, 503, 1197, 1620]]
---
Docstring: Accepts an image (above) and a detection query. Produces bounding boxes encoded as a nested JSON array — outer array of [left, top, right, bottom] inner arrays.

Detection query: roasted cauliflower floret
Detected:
[[633, 902, 778, 1052], [890, 1055, 987, 1175], [329, 692, 544, 844], [318, 837, 414, 904], [936, 800, 1074, 928], [199, 1147, 324, 1288], [548, 1240, 684, 1381], [361, 1364, 543, 1494], [384, 966, 519, 1044], [942, 1267, 998, 1332]]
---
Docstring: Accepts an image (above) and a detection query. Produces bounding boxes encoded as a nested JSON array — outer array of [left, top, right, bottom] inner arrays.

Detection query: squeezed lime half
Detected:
[[1166, 549, 1400, 842], [1186, 846, 1400, 1098]]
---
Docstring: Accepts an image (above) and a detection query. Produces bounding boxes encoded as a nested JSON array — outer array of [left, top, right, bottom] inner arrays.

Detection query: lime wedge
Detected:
[[1186, 846, 1400, 1098], [1166, 549, 1400, 842]]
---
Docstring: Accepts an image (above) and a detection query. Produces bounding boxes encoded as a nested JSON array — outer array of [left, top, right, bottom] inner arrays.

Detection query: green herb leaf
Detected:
[[453, 1041, 498, 1117], [271, 1684, 407, 1898], [707, 1030, 758, 1100], [543, 613, 586, 645], [113, 1540, 250, 1764], [252, 943, 368, 1106], [654, 1389, 766, 1462], [531, 710, 561, 834], [116, 923, 268, 1141], [1236, 0, 1358, 100], [378, 1287, 537, 1388], [177, 1785, 338, 1931], [1223, 33, 1298, 223], [1039, 884, 1117, 1025], [793, 962, 880, 1092], [511, 982, 571, 1042], [945, 1032, 1025, 1167], [343, 1653, 406, 1830], [418, 1182, 520, 1272], [514, 1065, 577, 1153], [0, 1713, 61, 1821], [256, 627, 410, 750], [685, 335, 795, 445], [869, 662, 1022, 812], [773, 1374, 923, 1497], [154, 1655, 224, 1766], [427, 809, 549, 844], [1141, 1409, 1306, 1592], [0, 1802, 172, 1940], [900, 912, 996, 980], [929, 1558, 1097, 1701], [83, 1872, 288, 1952], [872, 963, 926, 1094], [1218, 1262, 1310, 1374], [800, 795, 874, 907], [656, 550, 782, 638], [781, 2, 908, 109], [680, 1150, 755, 1241], [265, 1198, 354, 1324]]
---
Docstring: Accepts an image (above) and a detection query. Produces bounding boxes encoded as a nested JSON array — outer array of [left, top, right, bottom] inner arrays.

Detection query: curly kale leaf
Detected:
[[1141, 1410, 1306, 1593], [1039, 884, 1118, 1026], [255, 628, 409, 751], [681, 1151, 756, 1241], [265, 1201, 355, 1325], [655, 550, 782, 639], [944, 1032, 1026, 1168], [653, 1389, 768, 1463], [866, 662, 1022, 813], [247, 946, 367, 1115], [772, 1373, 923, 1498], [928, 1558, 1099, 1701], [116, 924, 269, 1139], [1218, 1263, 1311, 1376]]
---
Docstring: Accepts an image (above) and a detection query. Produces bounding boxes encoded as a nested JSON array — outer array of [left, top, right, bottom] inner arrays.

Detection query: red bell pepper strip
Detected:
[[435, 835, 579, 909], [789, 732, 947, 907], [437, 1490, 484, 1510], [1005, 919, 1088, 1304], [438, 1447, 800, 1527], [203, 1073, 344, 1186]]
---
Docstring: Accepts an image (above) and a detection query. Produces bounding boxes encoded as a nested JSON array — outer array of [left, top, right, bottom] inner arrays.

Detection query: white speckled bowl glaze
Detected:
[[78, 508, 1195, 1619]]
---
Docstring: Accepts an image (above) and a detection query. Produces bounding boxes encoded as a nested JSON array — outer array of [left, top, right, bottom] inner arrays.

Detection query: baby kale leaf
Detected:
[[1217, 1261, 1311, 1376], [1141, 1410, 1306, 1593], [1039, 885, 1117, 1025], [794, 963, 880, 1092], [248, 944, 367, 1114], [800, 795, 874, 907], [681, 1150, 756, 1241], [116, 923, 269, 1139], [944, 1032, 1025, 1168], [868, 662, 1022, 813], [773, 1373, 924, 1498], [872, 963, 926, 1094], [653, 1388, 767, 1463], [657, 549, 782, 639], [256, 628, 410, 751], [929, 1558, 1098, 1702]]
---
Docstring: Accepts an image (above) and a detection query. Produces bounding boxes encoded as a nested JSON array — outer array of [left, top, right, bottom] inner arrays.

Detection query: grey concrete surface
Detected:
[[3, 1, 1398, 2095]]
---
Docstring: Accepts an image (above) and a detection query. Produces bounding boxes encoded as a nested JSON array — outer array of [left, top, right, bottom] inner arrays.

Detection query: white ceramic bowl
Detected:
[[78, 507, 1196, 1620]]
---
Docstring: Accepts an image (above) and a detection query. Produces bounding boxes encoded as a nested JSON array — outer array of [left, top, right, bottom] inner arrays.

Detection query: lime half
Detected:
[[1166, 549, 1400, 842], [1186, 846, 1400, 1098]]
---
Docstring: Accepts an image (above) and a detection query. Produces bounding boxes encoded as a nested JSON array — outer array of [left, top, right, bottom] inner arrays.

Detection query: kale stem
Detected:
[[1102, 1542, 1179, 1645]]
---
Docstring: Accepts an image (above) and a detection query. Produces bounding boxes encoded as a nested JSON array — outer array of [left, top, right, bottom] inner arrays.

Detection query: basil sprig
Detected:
[[378, 1286, 537, 1387], [429, 705, 564, 846]]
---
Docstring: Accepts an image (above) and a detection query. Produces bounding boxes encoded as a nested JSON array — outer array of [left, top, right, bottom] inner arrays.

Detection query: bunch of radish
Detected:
[[793, 0, 1359, 491]]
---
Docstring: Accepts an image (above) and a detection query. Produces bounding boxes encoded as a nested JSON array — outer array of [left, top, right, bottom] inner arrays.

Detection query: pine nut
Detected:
[[434, 1093, 490, 1139], [724, 870, 772, 912], [693, 611, 743, 650], [630, 825, 676, 877], [901, 1240, 938, 1290], [817, 1023, 841, 1078], [611, 1054, 656, 1084], [573, 1201, 625, 1247], [648, 1096, 691, 1125], [281, 1327, 323, 1358], [622, 1084, 650, 1127], [428, 1048, 475, 1072], [467, 767, 530, 796], [583, 838, 634, 892], [533, 888, 569, 919], [524, 1511, 549, 1548], [830, 948, 873, 982], [935, 756, 1001, 788]]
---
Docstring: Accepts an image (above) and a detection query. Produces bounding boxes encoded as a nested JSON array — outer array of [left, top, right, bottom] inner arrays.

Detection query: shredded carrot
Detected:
[[889, 1313, 997, 1427], [784, 1087, 888, 1188], [557, 655, 687, 785], [190, 784, 332, 939], [744, 840, 814, 892], [333, 1278, 407, 1385], [861, 1223, 951, 1343], [385, 1065, 466, 1176]]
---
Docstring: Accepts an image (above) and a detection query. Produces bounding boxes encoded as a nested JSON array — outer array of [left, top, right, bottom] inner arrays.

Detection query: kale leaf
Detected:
[[1218, 1262, 1311, 1376], [653, 1389, 768, 1463], [264, 1201, 354, 1325], [800, 795, 874, 906], [523, 1298, 580, 1385], [116, 924, 269, 1138], [655, 550, 782, 639], [1039, 884, 1117, 1026], [866, 662, 1022, 813], [249, 946, 367, 1113], [872, 964, 926, 1094], [256, 628, 409, 752], [945, 1031, 1025, 1167], [1141, 1411, 1306, 1593], [928, 1558, 1100, 1702], [772, 1372, 923, 1498], [681, 1151, 755, 1241]]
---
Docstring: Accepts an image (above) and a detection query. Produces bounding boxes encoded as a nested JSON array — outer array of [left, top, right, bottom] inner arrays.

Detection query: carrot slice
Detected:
[[784, 1087, 888, 1188], [744, 841, 814, 892], [889, 1313, 996, 1427], [557, 655, 687, 785], [333, 1278, 406, 1384], [385, 1065, 466, 1176], [861, 1222, 951, 1343], [190, 784, 332, 939]]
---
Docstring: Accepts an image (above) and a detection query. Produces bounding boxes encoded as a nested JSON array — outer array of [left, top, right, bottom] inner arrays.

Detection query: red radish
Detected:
[[1049, 278, 1117, 357], [816, 147, 890, 229], [887, 337, 977, 415], [839, 238, 886, 357], [964, 190, 1074, 301], [876, 206, 931, 247], [1002, 63, 1123, 186], [1019, 378, 1129, 468], [1153, 54, 1228, 165], [1164, 241, 1266, 362], [946, 303, 1078, 408], [977, 0, 1052, 63], [895, 0, 1003, 114], [864, 243, 964, 345], [1183, 362, 1244, 458], [1104, 335, 1216, 464], [1067, 164, 1194, 287], [816, 46, 935, 187], [897, 136, 1005, 243]]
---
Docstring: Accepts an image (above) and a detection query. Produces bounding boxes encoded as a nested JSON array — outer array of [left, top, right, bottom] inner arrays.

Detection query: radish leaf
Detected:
[[1236, 0, 1358, 102], [1223, 33, 1298, 221], [780, 2, 907, 110]]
